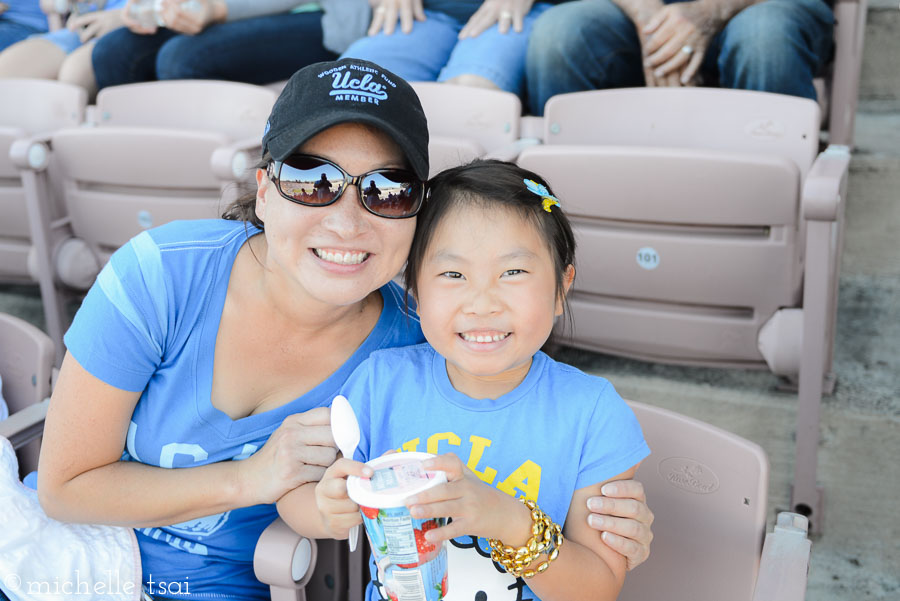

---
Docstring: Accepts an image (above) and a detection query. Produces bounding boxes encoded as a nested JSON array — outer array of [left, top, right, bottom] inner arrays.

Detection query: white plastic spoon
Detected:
[[330, 394, 362, 552]]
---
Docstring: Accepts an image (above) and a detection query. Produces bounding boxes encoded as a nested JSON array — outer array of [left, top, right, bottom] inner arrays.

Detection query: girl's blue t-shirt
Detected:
[[341, 343, 650, 601], [64, 219, 424, 600]]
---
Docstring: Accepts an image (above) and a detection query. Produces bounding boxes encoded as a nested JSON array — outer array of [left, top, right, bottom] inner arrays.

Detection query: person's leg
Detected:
[[525, 0, 645, 115], [0, 20, 43, 52], [340, 10, 459, 83], [711, 0, 834, 100], [92, 27, 177, 89], [0, 36, 65, 78], [439, 2, 552, 96], [155, 11, 337, 84], [58, 39, 99, 100]]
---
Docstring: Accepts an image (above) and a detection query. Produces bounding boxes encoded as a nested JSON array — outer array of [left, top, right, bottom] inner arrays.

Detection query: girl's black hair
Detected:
[[404, 159, 577, 332]]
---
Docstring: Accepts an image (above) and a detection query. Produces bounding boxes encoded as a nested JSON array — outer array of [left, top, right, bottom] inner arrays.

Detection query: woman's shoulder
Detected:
[[141, 219, 256, 249]]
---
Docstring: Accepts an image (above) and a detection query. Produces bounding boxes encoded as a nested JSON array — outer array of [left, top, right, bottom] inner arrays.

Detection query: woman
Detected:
[[37, 58, 653, 599]]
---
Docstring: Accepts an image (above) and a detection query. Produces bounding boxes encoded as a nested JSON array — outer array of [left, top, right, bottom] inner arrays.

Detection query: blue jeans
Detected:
[[341, 4, 551, 96], [92, 11, 336, 89], [525, 0, 835, 115], [0, 20, 44, 52]]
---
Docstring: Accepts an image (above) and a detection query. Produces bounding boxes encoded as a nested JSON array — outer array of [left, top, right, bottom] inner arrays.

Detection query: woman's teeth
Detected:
[[460, 332, 509, 343], [314, 249, 369, 265]]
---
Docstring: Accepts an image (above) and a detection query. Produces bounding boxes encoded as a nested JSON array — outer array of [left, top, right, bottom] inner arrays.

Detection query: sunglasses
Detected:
[[267, 154, 426, 219]]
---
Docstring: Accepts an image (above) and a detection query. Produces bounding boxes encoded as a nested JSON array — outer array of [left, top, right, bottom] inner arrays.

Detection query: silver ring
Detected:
[[680, 45, 694, 55], [375, 6, 386, 13], [499, 10, 513, 19]]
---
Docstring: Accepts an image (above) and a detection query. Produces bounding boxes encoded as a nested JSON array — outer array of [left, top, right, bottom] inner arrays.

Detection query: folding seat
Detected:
[[411, 82, 530, 176], [517, 87, 849, 532], [11, 80, 277, 364], [0, 79, 86, 285], [621, 400, 811, 601], [0, 312, 55, 477]]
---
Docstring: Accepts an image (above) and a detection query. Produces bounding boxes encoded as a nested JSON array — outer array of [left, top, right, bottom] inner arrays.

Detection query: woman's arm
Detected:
[[38, 352, 334, 527]]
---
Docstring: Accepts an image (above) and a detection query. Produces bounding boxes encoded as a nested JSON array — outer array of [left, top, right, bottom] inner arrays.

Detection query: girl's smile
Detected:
[[415, 203, 573, 399]]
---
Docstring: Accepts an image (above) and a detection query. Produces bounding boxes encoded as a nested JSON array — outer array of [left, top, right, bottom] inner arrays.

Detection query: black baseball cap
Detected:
[[262, 58, 430, 181]]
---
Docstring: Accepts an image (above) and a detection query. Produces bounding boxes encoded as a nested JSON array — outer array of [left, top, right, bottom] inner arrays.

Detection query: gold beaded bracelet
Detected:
[[488, 498, 564, 579]]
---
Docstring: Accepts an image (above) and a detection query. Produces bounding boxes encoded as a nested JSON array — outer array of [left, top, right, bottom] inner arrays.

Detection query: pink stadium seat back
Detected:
[[0, 313, 55, 477], [15, 80, 277, 363], [621, 400, 769, 601], [519, 88, 849, 530], [411, 82, 522, 176], [0, 79, 86, 283]]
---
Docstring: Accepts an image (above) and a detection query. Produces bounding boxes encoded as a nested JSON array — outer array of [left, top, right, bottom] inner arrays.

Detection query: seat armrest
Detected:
[[802, 145, 851, 221], [254, 517, 317, 592], [0, 399, 49, 450], [9, 133, 55, 171], [751, 512, 812, 601], [211, 136, 263, 181]]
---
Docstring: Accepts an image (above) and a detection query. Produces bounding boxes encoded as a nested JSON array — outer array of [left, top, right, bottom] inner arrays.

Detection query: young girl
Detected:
[[305, 160, 650, 601]]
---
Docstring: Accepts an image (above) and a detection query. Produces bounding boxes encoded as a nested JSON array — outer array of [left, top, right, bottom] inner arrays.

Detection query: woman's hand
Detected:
[[641, 2, 722, 86], [238, 407, 338, 505], [314, 457, 373, 538], [586, 479, 654, 571], [404, 453, 534, 545], [67, 9, 125, 43], [367, 0, 426, 36], [157, 0, 226, 35], [458, 0, 535, 39]]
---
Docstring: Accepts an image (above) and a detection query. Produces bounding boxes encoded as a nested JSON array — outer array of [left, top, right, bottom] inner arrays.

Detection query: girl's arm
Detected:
[[38, 353, 334, 527], [277, 457, 373, 539], [406, 454, 638, 601]]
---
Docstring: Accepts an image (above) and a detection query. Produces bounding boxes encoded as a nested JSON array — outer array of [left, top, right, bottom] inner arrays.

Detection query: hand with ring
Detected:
[[458, 0, 536, 39], [367, 0, 426, 36], [641, 2, 724, 86]]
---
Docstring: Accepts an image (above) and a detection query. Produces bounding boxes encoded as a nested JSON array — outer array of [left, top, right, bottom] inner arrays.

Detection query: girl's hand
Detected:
[[367, 0, 426, 36], [586, 479, 655, 571], [66, 9, 125, 43], [405, 453, 534, 545], [238, 407, 338, 505], [458, 0, 535, 39], [158, 0, 226, 35], [314, 457, 373, 538], [641, 2, 722, 86]]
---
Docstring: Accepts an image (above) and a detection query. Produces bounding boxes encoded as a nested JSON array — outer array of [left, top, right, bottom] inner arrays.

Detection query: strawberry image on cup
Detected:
[[348, 452, 450, 601]]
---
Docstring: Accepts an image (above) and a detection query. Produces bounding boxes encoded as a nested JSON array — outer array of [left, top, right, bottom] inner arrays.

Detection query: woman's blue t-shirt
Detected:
[[64, 219, 424, 600]]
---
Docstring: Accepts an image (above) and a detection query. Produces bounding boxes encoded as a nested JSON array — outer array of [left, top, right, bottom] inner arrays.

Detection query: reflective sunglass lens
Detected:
[[359, 172, 422, 217], [278, 158, 344, 205]]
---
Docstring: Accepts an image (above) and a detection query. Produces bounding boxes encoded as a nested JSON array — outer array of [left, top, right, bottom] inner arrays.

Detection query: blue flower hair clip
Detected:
[[524, 179, 561, 213]]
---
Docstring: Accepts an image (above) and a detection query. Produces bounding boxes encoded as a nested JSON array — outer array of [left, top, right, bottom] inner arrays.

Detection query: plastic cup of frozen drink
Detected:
[[347, 452, 449, 601]]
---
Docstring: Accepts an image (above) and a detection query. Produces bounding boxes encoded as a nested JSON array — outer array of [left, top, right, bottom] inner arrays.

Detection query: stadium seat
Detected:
[[0, 79, 86, 286], [0, 312, 55, 477], [411, 82, 532, 177], [517, 87, 849, 532], [11, 80, 277, 364]]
